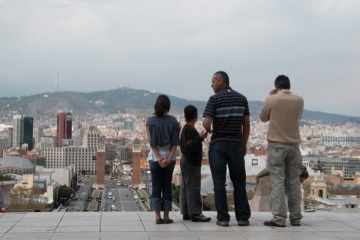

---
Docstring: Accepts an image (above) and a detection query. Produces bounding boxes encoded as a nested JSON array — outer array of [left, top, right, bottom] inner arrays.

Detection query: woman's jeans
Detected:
[[149, 160, 176, 211], [209, 140, 251, 222]]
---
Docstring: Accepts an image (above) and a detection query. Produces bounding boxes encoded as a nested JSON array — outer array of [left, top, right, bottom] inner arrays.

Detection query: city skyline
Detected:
[[1, 1, 360, 116]]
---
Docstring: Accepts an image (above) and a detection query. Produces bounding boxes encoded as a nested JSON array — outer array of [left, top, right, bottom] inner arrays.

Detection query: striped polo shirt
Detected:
[[203, 86, 250, 143]]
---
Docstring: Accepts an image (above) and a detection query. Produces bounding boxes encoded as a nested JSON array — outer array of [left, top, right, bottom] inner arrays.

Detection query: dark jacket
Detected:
[[180, 124, 204, 166]]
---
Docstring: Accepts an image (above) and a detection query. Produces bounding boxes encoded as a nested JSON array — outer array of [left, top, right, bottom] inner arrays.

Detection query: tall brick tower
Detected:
[[132, 138, 141, 185], [57, 111, 72, 147], [96, 140, 106, 186]]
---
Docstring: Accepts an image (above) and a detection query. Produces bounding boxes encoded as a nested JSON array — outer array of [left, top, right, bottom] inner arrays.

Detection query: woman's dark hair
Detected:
[[154, 95, 171, 117], [184, 105, 198, 122]]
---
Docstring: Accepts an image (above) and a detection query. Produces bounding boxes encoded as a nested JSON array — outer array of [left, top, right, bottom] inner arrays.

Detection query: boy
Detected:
[[180, 105, 211, 222]]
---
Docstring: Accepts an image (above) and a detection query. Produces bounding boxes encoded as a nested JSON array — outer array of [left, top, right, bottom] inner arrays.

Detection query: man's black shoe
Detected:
[[183, 215, 191, 220], [191, 214, 211, 222], [290, 221, 301, 226]]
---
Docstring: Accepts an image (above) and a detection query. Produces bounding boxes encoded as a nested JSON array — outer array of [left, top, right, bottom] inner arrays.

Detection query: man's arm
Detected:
[[242, 115, 250, 156], [203, 117, 213, 133], [259, 91, 276, 122], [259, 99, 270, 122]]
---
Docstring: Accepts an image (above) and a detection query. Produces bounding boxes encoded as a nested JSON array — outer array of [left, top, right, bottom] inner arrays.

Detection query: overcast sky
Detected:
[[1, 0, 359, 116]]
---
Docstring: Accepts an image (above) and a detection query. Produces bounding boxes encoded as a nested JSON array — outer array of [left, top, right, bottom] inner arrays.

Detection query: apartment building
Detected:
[[42, 147, 96, 176]]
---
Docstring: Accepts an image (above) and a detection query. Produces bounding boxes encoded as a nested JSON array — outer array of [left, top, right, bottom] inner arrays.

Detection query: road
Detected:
[[102, 182, 143, 212], [66, 179, 92, 212], [66, 179, 143, 212]]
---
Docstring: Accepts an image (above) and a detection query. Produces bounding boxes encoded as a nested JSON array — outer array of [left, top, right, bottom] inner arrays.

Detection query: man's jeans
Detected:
[[268, 144, 303, 225], [209, 140, 251, 222], [149, 160, 176, 211]]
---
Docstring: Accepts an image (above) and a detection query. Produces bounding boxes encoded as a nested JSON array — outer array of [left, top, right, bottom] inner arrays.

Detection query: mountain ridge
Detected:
[[1, 87, 359, 124]]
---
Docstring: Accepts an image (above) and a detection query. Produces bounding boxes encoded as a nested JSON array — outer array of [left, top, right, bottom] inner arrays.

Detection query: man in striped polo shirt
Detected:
[[260, 75, 304, 227], [203, 71, 251, 227]]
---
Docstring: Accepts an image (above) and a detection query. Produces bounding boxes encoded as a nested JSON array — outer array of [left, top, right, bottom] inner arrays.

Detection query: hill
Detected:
[[1, 88, 359, 124]]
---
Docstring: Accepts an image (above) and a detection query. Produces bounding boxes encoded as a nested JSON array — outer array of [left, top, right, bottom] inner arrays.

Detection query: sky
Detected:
[[0, 0, 360, 116]]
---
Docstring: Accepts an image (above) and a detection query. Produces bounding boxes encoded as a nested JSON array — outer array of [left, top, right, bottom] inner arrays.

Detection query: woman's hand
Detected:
[[158, 157, 169, 168], [160, 158, 171, 168], [157, 157, 164, 167]]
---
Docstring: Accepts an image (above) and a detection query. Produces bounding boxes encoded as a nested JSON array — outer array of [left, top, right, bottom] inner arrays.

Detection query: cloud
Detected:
[[312, 0, 360, 17], [0, 0, 360, 116]]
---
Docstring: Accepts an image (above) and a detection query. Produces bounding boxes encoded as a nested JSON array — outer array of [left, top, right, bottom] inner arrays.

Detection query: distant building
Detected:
[[11, 115, 34, 150], [105, 143, 116, 164], [12, 115, 24, 148], [131, 138, 142, 185], [96, 141, 106, 185], [38, 136, 57, 149], [124, 119, 133, 130], [23, 151, 46, 167], [61, 139, 74, 147], [307, 155, 360, 178], [57, 111, 72, 147], [35, 165, 76, 188], [42, 130, 102, 176], [78, 128, 85, 146], [0, 152, 35, 175], [42, 147, 97, 176], [36, 127, 44, 143], [83, 130, 100, 148], [310, 171, 328, 199], [322, 133, 360, 146], [117, 145, 132, 161], [13, 174, 59, 209], [0, 130, 12, 148], [23, 117, 34, 150]]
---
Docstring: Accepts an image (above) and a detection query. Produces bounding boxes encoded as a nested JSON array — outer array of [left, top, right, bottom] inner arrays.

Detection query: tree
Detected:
[[58, 185, 73, 206], [7, 186, 47, 212]]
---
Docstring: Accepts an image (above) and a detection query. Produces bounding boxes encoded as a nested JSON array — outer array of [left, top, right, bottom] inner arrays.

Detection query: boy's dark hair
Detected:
[[154, 95, 171, 117], [274, 75, 291, 90], [184, 105, 198, 122]]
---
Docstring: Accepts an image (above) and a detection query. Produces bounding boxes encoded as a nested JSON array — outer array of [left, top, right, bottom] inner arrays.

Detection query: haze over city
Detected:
[[1, 0, 360, 116]]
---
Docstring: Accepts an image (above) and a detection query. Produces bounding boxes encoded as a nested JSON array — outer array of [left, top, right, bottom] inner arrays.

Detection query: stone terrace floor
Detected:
[[0, 211, 359, 240]]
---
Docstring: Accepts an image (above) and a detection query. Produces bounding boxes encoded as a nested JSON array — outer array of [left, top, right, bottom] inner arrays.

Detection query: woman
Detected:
[[146, 95, 180, 224]]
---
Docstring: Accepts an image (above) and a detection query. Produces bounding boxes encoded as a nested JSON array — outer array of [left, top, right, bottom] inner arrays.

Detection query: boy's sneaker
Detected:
[[216, 220, 229, 227], [191, 214, 211, 222], [237, 220, 250, 226]]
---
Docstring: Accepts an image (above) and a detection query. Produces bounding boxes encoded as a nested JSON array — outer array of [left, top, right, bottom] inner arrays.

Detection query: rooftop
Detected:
[[0, 211, 359, 240], [0, 153, 34, 169]]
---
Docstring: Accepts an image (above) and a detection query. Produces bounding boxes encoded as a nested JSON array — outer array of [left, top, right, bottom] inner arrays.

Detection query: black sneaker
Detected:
[[183, 215, 191, 220], [192, 214, 211, 222], [216, 220, 229, 227], [237, 220, 250, 226]]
